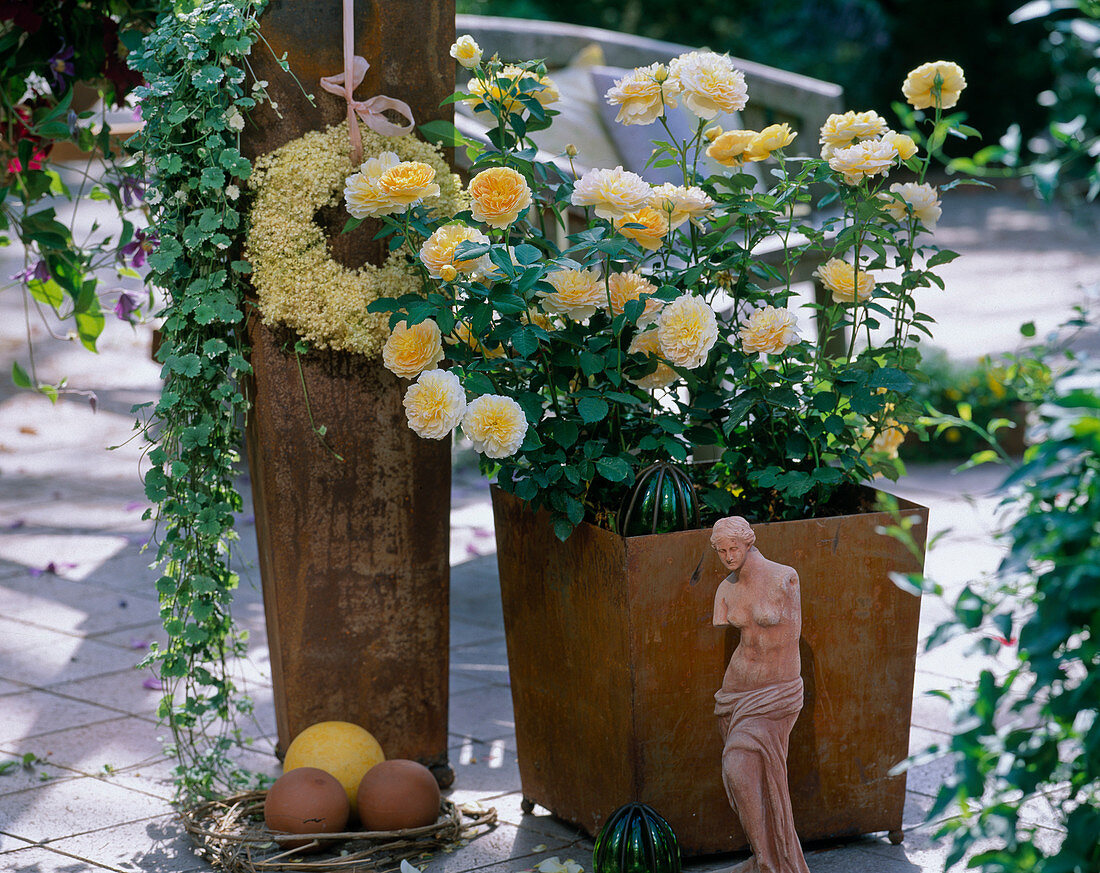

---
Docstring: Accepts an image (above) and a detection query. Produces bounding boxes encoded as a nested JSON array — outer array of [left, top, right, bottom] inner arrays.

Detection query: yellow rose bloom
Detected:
[[468, 166, 533, 229], [538, 268, 604, 320], [881, 181, 942, 229], [377, 161, 441, 211], [706, 129, 760, 166], [343, 151, 400, 218], [818, 110, 888, 159], [604, 63, 680, 126], [468, 65, 559, 114], [828, 139, 898, 186], [739, 306, 800, 354], [649, 183, 715, 229], [447, 322, 507, 359], [814, 258, 876, 304], [903, 61, 967, 110], [865, 419, 908, 458], [449, 35, 482, 70], [882, 130, 918, 161], [571, 165, 652, 220], [463, 394, 529, 459], [605, 272, 664, 326], [382, 319, 445, 379], [419, 224, 490, 279], [656, 293, 719, 369], [627, 329, 678, 389], [615, 206, 669, 251], [745, 123, 797, 161], [668, 50, 748, 120], [403, 369, 467, 439]]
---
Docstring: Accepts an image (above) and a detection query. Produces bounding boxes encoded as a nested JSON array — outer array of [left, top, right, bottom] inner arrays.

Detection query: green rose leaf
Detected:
[[595, 455, 632, 482], [577, 396, 609, 423]]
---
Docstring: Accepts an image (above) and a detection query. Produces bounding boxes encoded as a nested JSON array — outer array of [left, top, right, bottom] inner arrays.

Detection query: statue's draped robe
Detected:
[[714, 677, 811, 873]]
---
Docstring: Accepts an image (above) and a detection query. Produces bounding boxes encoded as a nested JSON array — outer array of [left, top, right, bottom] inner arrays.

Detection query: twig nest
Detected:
[[357, 759, 442, 831], [263, 767, 350, 851]]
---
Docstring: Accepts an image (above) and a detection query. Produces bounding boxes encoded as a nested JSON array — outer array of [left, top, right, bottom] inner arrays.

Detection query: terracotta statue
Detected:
[[711, 516, 810, 873]]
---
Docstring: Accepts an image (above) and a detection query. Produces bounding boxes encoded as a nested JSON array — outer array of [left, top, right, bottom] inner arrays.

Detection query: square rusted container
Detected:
[[491, 486, 928, 856]]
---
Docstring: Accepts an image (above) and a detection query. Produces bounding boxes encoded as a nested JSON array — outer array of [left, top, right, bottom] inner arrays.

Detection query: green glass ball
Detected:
[[593, 802, 682, 873]]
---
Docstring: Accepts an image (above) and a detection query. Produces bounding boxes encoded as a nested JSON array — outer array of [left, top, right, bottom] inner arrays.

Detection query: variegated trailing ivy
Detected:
[[128, 0, 275, 799]]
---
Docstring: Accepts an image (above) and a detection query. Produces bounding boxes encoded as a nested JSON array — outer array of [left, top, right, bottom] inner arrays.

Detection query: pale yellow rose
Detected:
[[814, 258, 876, 304], [419, 224, 490, 279], [649, 183, 715, 229], [447, 322, 507, 359], [604, 272, 664, 326], [881, 182, 942, 229], [571, 166, 652, 220], [656, 293, 719, 368], [403, 369, 466, 438], [739, 306, 800, 354], [745, 123, 797, 161], [882, 130, 918, 161], [449, 35, 482, 70], [706, 129, 760, 166], [463, 394, 529, 459], [467, 65, 559, 114], [377, 161, 441, 211], [818, 110, 888, 158], [704, 125, 723, 142], [382, 319, 445, 379], [343, 151, 401, 218], [865, 419, 908, 458], [538, 268, 604, 320], [627, 329, 678, 389], [828, 139, 898, 186], [604, 63, 680, 126], [615, 206, 669, 251], [468, 166, 533, 229], [902, 61, 967, 110], [668, 50, 748, 119]]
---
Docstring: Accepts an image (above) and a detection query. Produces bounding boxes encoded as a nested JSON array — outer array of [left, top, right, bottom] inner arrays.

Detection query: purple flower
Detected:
[[142, 676, 163, 691], [13, 260, 49, 285], [120, 176, 145, 207], [119, 230, 158, 269], [47, 46, 74, 90], [114, 292, 140, 322]]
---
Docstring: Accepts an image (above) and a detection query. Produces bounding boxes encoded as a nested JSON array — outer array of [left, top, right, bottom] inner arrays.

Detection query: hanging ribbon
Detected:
[[320, 0, 416, 165]]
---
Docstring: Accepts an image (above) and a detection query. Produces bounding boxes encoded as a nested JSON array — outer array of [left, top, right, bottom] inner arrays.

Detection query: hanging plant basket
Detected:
[[180, 791, 497, 872]]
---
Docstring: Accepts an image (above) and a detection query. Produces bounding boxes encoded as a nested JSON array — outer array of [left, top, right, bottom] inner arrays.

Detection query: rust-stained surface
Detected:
[[240, 1, 455, 768], [492, 487, 928, 856]]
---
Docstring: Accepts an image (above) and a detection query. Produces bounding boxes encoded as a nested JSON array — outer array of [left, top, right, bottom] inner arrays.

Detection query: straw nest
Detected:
[[180, 791, 497, 872]]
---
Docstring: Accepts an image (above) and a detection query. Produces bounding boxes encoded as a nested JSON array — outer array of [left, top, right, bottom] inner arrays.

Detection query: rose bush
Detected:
[[353, 44, 980, 536]]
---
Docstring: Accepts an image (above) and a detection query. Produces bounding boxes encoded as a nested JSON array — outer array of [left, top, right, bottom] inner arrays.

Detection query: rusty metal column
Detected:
[[240, 0, 455, 784]]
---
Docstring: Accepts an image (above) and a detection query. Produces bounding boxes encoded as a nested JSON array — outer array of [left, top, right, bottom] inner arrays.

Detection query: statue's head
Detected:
[[711, 516, 755, 572]]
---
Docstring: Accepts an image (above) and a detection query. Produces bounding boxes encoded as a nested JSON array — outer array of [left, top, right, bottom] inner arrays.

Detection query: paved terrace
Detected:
[[0, 184, 1097, 872]]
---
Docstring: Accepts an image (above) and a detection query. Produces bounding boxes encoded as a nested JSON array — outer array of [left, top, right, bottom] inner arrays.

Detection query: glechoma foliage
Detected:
[[357, 45, 980, 537]]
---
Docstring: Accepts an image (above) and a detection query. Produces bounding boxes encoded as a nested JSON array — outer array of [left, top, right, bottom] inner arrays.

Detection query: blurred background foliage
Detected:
[[459, 0, 1098, 207]]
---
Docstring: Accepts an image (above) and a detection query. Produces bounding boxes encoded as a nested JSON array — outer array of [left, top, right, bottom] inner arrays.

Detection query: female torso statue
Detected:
[[711, 516, 810, 873]]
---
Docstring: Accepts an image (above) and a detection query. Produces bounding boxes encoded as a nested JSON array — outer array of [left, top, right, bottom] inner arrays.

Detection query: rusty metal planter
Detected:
[[491, 486, 928, 856]]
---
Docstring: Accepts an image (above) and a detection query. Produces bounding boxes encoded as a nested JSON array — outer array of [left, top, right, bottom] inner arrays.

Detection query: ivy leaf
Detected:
[[11, 361, 32, 389]]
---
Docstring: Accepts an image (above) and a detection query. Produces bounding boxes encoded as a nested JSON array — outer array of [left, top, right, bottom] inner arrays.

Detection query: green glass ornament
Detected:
[[619, 462, 699, 536], [592, 802, 682, 873]]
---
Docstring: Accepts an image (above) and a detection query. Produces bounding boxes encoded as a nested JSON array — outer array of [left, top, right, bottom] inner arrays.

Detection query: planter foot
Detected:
[[888, 829, 904, 845], [429, 760, 455, 790], [521, 797, 536, 814]]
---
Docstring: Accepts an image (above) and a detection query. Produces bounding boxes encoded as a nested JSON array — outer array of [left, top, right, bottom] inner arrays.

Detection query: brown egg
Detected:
[[264, 767, 350, 850], [356, 759, 441, 831]]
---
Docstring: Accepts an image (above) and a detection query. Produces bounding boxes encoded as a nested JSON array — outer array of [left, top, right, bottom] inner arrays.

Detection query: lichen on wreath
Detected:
[[245, 121, 464, 357]]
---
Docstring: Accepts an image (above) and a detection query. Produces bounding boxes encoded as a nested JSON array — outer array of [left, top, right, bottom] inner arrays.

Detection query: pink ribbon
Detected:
[[320, 0, 415, 165]]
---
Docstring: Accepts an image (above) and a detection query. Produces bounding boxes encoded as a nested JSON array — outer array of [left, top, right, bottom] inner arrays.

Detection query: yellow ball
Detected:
[[284, 721, 385, 814]]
